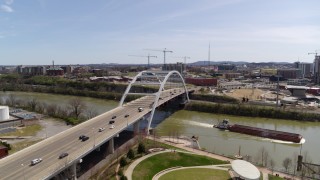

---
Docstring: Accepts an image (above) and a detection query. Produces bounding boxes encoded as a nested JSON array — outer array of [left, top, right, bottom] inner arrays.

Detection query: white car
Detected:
[[109, 125, 115, 129], [98, 127, 105, 132], [30, 158, 42, 166]]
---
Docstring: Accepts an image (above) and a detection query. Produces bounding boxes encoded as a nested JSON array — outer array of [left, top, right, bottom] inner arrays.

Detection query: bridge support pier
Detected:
[[133, 120, 140, 135], [108, 138, 114, 154], [71, 163, 77, 180]]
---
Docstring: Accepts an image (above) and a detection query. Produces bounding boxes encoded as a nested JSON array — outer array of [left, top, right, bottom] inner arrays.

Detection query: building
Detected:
[[286, 85, 308, 97], [0, 145, 8, 159], [46, 67, 64, 76], [277, 69, 300, 79], [185, 77, 217, 86], [260, 68, 277, 76], [224, 73, 241, 80], [314, 56, 320, 84], [61, 65, 74, 74], [294, 62, 313, 78], [162, 63, 186, 74], [217, 64, 236, 72], [16, 66, 46, 76]]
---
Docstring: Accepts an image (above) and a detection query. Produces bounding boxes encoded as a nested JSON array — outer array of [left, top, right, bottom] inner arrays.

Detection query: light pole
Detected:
[[21, 163, 25, 180], [92, 128, 95, 147]]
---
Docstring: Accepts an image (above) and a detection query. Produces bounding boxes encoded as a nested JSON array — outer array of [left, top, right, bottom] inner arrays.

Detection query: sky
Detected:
[[1, 0, 320, 65]]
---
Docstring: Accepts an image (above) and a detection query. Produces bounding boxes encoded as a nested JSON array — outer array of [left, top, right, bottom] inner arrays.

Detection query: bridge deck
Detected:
[[0, 88, 186, 180]]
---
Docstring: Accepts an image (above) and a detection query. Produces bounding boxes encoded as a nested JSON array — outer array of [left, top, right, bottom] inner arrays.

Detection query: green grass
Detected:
[[0, 124, 42, 137], [9, 140, 41, 154], [132, 152, 228, 180], [268, 174, 285, 180], [159, 168, 231, 180]]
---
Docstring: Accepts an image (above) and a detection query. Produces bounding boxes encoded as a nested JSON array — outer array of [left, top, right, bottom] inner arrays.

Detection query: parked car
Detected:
[[81, 136, 89, 141], [109, 120, 115, 124], [124, 114, 129, 118], [109, 125, 115, 129], [138, 107, 143, 112], [59, 152, 69, 159], [30, 158, 42, 166], [98, 127, 105, 132]]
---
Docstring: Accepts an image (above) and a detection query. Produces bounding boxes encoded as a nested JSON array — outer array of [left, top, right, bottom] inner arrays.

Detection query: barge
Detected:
[[214, 119, 302, 143]]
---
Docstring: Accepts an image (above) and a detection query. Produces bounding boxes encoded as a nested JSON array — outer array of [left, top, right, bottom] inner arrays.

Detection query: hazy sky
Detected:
[[1, 0, 320, 65]]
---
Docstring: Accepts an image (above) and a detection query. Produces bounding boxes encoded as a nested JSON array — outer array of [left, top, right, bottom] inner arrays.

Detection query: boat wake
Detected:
[[262, 138, 306, 145], [183, 120, 213, 128]]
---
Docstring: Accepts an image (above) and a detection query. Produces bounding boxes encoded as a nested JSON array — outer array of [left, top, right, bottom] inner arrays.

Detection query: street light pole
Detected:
[[92, 128, 95, 147], [21, 163, 25, 180]]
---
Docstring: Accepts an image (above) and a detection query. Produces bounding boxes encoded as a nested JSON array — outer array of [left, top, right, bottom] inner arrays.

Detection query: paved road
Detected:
[[0, 88, 186, 180]]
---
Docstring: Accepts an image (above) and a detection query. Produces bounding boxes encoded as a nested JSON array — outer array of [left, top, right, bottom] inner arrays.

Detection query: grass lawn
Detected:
[[0, 124, 42, 137], [132, 152, 228, 180], [159, 168, 231, 180], [9, 140, 41, 154], [269, 174, 285, 180]]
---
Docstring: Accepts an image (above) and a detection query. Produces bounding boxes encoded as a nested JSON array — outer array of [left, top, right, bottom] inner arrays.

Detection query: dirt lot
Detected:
[[224, 88, 266, 101]]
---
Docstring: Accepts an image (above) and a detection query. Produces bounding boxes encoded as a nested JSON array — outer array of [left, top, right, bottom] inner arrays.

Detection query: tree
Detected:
[[68, 98, 86, 118], [85, 108, 98, 120], [120, 175, 127, 180], [119, 157, 127, 167], [137, 142, 146, 154], [283, 157, 292, 172], [269, 159, 275, 175], [127, 149, 135, 160], [27, 98, 38, 111]]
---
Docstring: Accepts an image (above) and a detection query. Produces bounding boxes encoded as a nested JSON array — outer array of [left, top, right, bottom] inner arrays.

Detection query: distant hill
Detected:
[[189, 60, 291, 65]]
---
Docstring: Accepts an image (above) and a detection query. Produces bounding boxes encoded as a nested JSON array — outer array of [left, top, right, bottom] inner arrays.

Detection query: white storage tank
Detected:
[[0, 106, 9, 121]]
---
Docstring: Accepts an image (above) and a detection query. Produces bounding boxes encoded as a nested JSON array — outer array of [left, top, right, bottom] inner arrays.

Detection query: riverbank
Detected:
[[185, 100, 320, 122]]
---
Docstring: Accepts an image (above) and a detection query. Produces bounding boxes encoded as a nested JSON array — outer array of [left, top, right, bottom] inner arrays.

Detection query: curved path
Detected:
[[124, 149, 170, 180], [152, 164, 230, 180]]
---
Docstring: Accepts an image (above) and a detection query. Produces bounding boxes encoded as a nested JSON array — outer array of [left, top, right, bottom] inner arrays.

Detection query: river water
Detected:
[[1, 91, 319, 169]]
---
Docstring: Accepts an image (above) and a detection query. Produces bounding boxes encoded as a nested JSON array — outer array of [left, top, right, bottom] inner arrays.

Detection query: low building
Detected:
[[286, 85, 308, 97], [277, 69, 300, 79], [185, 77, 217, 86], [46, 67, 64, 76], [162, 63, 186, 74], [0, 145, 8, 159]]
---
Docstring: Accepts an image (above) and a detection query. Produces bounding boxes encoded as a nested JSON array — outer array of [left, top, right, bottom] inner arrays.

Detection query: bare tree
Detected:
[[68, 98, 86, 119], [263, 150, 269, 167], [27, 98, 38, 111], [283, 157, 292, 172], [6, 94, 17, 106], [36, 102, 46, 114], [269, 159, 276, 175], [85, 108, 98, 120], [46, 104, 58, 117]]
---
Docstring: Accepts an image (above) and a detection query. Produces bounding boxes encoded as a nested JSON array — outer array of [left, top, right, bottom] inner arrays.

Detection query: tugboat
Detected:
[[213, 119, 230, 130]]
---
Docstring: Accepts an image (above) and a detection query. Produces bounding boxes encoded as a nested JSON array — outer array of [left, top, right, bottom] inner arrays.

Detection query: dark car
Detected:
[[124, 114, 129, 118], [109, 120, 115, 124], [81, 136, 89, 141], [112, 115, 117, 119], [59, 152, 69, 159], [79, 135, 86, 140]]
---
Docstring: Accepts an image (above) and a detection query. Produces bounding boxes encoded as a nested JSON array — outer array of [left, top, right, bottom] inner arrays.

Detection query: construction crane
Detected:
[[174, 56, 190, 64], [128, 54, 157, 69], [145, 48, 173, 68]]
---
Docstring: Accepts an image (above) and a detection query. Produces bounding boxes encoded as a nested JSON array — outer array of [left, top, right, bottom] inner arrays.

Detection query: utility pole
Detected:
[[208, 42, 211, 68]]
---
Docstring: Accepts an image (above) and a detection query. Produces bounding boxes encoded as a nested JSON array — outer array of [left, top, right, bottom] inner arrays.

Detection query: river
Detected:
[[1, 91, 319, 170]]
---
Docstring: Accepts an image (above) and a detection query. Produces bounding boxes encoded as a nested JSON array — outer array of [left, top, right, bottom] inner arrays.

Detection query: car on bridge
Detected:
[[109, 120, 115, 124], [59, 152, 69, 159], [112, 115, 117, 119], [124, 114, 129, 118], [30, 158, 42, 166], [109, 125, 115, 129], [79, 135, 89, 141], [138, 107, 143, 112], [98, 127, 105, 132]]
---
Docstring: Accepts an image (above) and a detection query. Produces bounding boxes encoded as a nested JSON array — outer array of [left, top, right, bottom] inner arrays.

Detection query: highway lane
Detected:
[[0, 88, 185, 179]]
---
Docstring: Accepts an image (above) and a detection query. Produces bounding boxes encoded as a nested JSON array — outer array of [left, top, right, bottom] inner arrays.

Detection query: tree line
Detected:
[[185, 101, 320, 122]]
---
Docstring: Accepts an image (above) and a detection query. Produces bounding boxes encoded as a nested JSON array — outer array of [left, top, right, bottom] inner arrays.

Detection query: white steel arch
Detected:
[[119, 70, 189, 134]]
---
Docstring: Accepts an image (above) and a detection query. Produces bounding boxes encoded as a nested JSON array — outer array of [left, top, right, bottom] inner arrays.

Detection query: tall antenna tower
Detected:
[[208, 42, 211, 68]]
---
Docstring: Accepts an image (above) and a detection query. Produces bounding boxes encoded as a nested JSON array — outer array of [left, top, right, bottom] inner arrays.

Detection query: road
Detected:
[[0, 88, 186, 180]]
